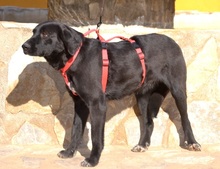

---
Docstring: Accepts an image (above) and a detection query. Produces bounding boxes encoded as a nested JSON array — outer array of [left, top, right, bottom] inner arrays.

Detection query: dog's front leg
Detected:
[[81, 95, 107, 167], [58, 96, 90, 158]]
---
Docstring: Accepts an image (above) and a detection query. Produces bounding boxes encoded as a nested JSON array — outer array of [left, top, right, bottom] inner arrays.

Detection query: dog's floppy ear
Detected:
[[59, 24, 83, 55]]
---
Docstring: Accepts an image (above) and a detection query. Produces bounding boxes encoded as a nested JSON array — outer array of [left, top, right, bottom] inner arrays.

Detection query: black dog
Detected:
[[22, 21, 201, 167]]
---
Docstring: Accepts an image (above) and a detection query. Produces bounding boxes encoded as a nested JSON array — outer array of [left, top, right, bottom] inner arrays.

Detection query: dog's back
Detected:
[[105, 33, 186, 99]]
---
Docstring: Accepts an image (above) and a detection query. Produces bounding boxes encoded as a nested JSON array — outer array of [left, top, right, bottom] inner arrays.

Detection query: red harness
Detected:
[[60, 29, 146, 95]]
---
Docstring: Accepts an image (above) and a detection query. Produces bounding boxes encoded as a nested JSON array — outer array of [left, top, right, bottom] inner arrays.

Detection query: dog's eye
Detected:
[[41, 31, 49, 38]]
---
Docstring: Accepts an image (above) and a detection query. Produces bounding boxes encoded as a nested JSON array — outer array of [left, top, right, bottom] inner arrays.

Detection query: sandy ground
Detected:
[[0, 144, 219, 169]]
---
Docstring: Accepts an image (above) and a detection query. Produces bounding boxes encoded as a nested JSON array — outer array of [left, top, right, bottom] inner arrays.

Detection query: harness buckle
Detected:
[[101, 42, 107, 49], [103, 59, 109, 66], [131, 42, 140, 49], [136, 48, 145, 60], [139, 53, 145, 60]]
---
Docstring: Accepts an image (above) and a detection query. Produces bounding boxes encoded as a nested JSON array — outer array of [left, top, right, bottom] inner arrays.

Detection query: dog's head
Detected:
[[22, 21, 83, 69]]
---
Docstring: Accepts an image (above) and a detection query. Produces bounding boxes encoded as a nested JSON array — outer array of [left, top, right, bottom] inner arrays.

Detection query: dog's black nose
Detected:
[[22, 43, 31, 54]]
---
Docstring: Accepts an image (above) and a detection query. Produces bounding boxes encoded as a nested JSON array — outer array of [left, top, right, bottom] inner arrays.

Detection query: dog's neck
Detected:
[[44, 51, 70, 70]]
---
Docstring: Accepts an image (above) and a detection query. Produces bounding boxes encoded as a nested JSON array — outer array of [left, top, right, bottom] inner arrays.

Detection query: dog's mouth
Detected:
[[22, 48, 37, 56], [22, 43, 42, 57], [22, 47, 29, 55]]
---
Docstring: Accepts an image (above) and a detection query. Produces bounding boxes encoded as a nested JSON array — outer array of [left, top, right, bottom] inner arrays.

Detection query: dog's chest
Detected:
[[67, 81, 77, 95]]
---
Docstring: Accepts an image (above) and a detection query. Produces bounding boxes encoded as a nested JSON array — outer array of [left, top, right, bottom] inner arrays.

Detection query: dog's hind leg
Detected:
[[132, 92, 152, 152], [170, 84, 201, 151], [58, 96, 90, 158], [148, 83, 169, 118], [132, 83, 169, 152]]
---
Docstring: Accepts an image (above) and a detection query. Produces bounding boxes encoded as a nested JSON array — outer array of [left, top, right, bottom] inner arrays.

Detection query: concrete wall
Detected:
[[0, 22, 220, 149], [0, 7, 48, 23]]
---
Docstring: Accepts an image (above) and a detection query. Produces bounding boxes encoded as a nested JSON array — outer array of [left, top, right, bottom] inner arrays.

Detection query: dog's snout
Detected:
[[22, 42, 30, 50], [22, 42, 31, 54]]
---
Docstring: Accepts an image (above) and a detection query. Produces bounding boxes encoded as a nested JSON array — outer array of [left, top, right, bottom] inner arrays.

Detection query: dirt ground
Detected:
[[0, 144, 219, 169]]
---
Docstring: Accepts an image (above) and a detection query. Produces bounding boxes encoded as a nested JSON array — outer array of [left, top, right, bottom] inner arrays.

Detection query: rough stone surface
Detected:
[[0, 21, 220, 151], [12, 121, 52, 145]]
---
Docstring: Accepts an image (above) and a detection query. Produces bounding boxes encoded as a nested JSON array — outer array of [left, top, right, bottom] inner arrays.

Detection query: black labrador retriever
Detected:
[[22, 21, 201, 167]]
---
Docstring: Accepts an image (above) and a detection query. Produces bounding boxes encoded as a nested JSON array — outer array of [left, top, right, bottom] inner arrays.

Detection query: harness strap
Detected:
[[60, 43, 82, 95], [135, 46, 146, 86], [102, 36, 146, 87], [101, 42, 109, 92], [130, 41, 146, 86], [60, 29, 146, 96]]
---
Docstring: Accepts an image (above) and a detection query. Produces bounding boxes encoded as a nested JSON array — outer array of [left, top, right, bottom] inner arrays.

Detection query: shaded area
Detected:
[[6, 62, 90, 155], [7, 62, 65, 109]]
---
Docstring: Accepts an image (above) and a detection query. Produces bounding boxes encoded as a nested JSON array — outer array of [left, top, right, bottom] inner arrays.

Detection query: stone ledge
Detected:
[[174, 12, 220, 29]]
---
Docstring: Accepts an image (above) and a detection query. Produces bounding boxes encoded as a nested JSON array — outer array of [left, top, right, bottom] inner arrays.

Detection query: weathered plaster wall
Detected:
[[0, 22, 220, 149]]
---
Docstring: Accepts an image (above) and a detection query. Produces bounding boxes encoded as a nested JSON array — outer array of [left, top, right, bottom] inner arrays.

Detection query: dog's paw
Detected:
[[184, 142, 201, 151], [131, 145, 147, 152], [81, 160, 93, 167], [81, 158, 98, 167], [57, 149, 75, 158]]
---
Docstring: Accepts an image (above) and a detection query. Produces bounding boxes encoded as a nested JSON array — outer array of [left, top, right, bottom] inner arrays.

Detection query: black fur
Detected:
[[22, 21, 201, 167]]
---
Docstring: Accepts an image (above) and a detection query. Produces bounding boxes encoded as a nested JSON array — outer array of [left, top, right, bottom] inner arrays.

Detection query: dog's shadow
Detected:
[[6, 62, 185, 158]]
